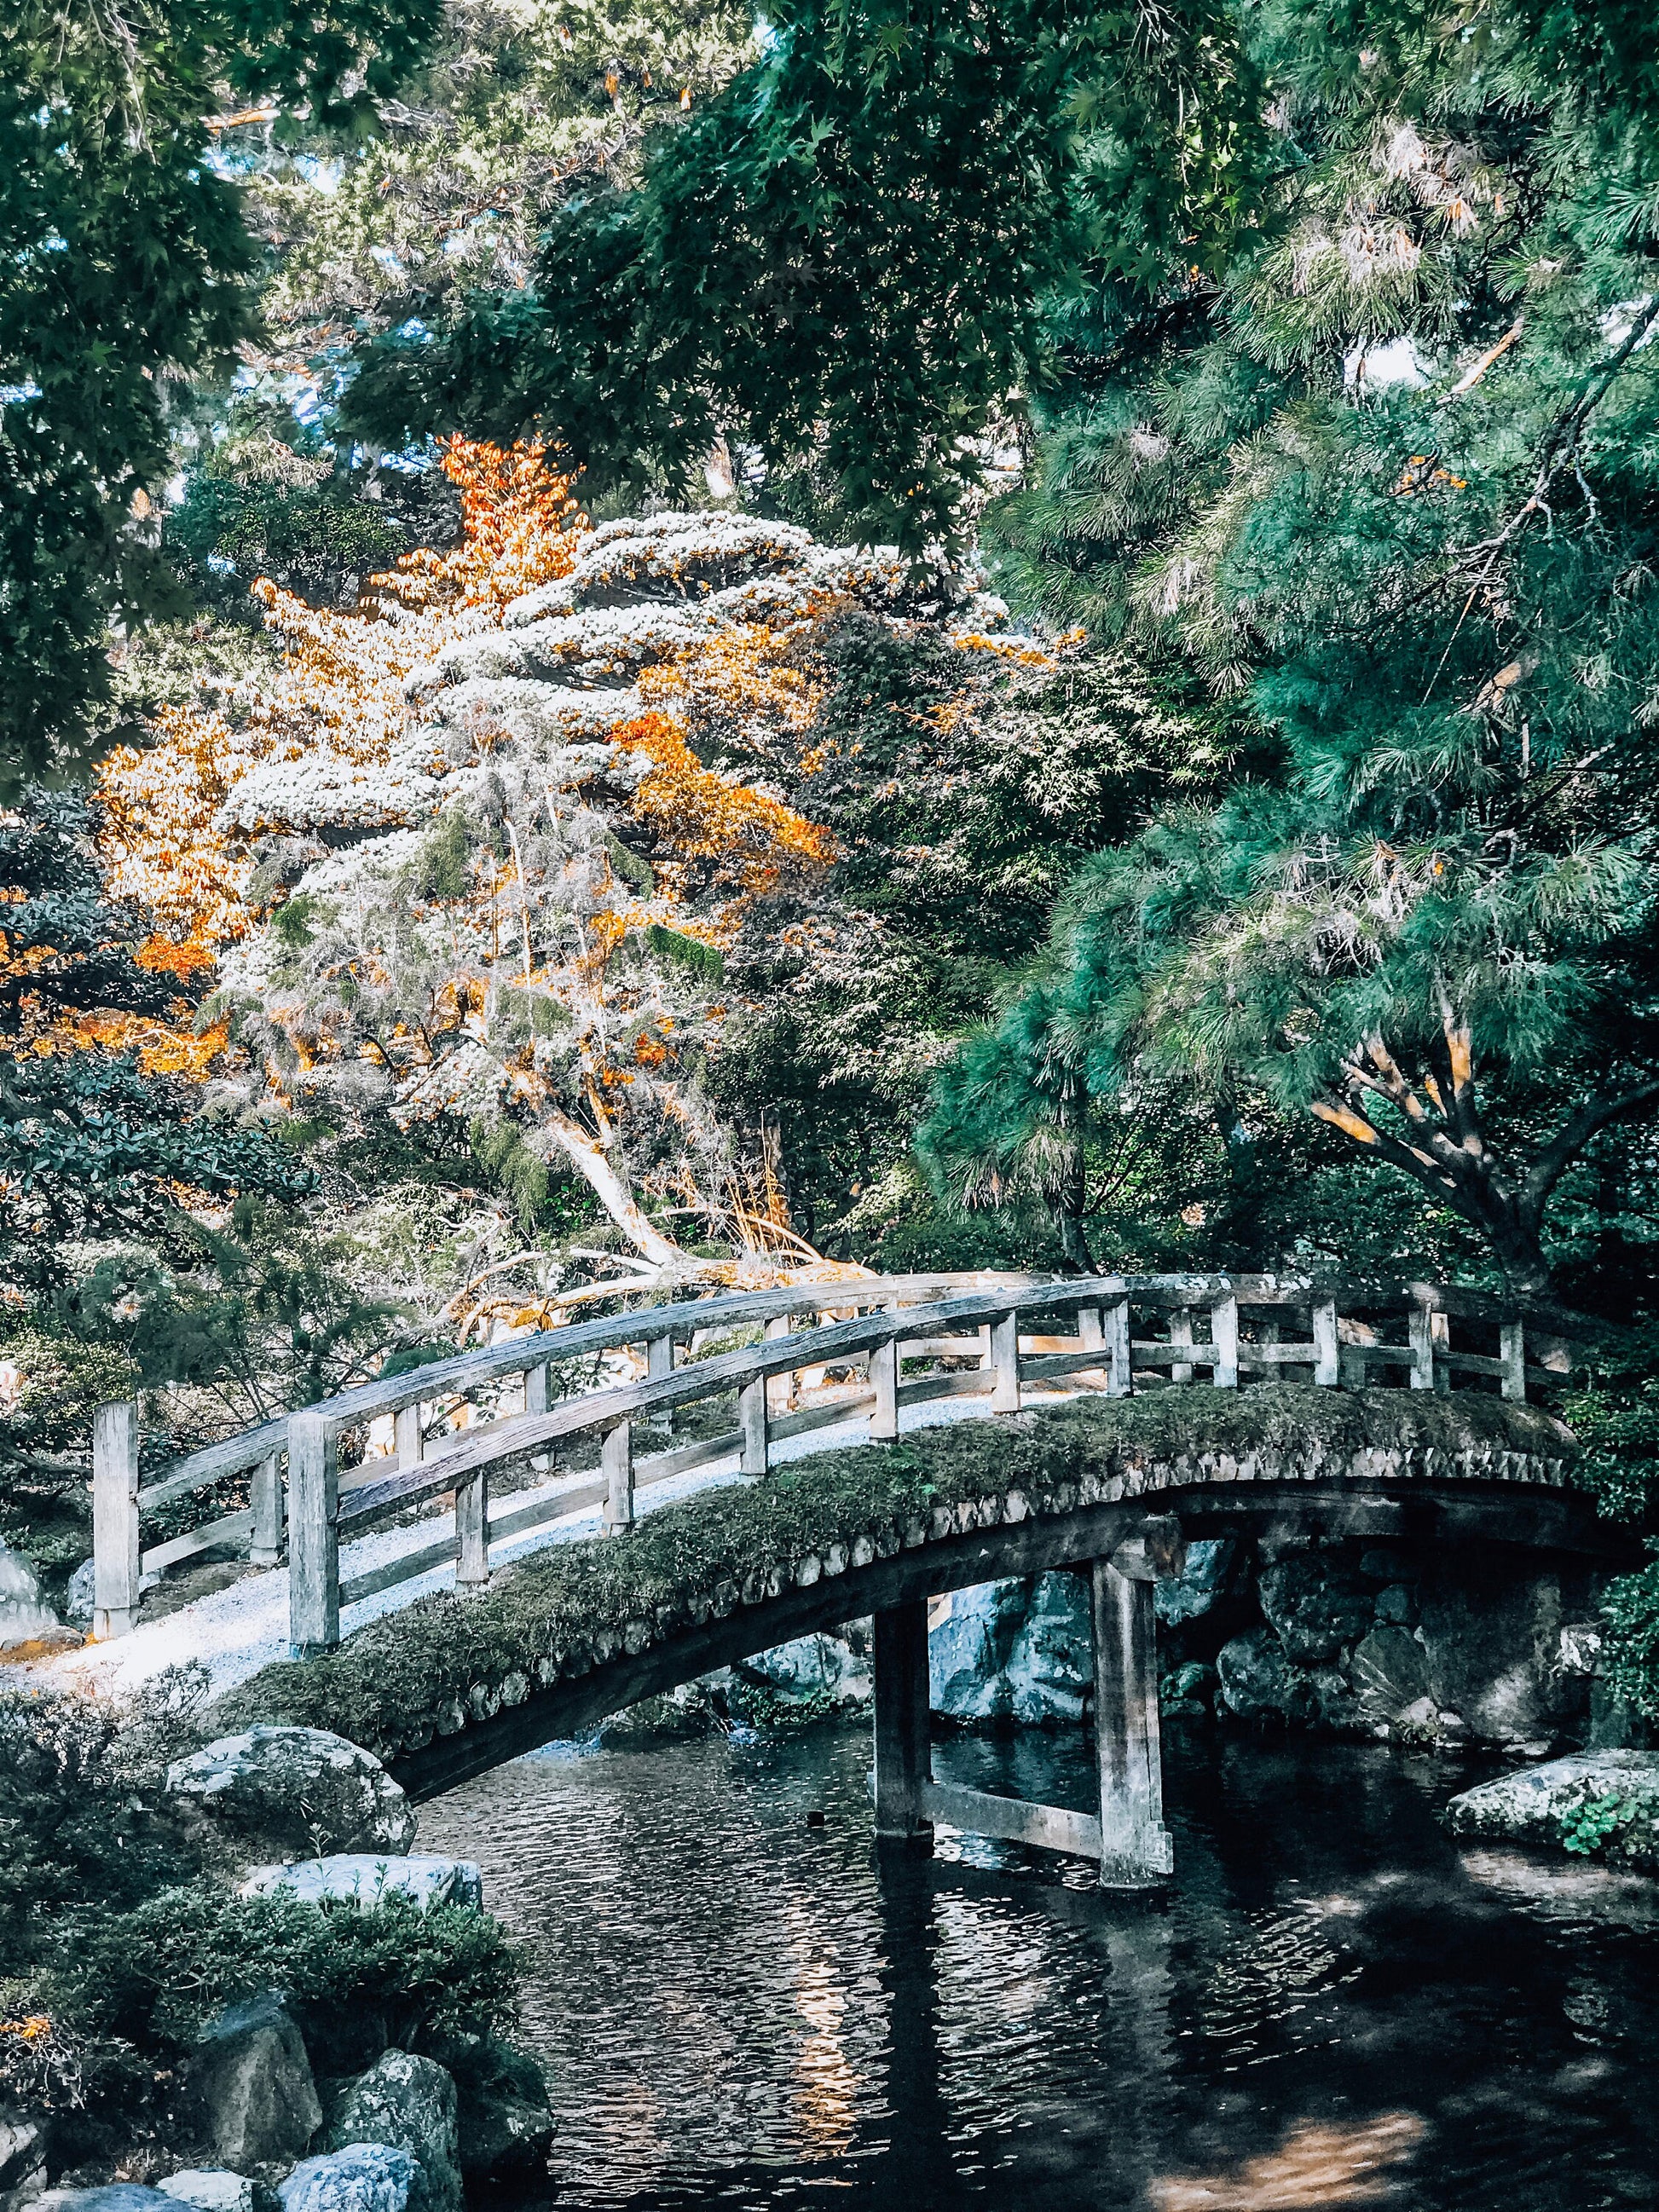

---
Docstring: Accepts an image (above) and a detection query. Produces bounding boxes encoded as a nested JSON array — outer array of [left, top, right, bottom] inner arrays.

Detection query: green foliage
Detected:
[[1601, 1548, 1659, 1724], [0, 794, 307, 1291], [0, 1671, 518, 2133], [0, 0, 446, 774], [344, 0, 1264, 548], [94, 1886, 519, 2053], [1561, 1326, 1659, 1522], [642, 922, 725, 983], [417, 807, 473, 902], [920, 0, 1659, 1295], [1558, 1791, 1646, 1857], [168, 461, 406, 613]]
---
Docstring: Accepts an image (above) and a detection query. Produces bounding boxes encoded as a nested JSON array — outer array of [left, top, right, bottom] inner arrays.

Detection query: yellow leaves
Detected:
[[951, 632, 1053, 665], [639, 622, 820, 734], [610, 711, 838, 888], [1395, 453, 1467, 496]]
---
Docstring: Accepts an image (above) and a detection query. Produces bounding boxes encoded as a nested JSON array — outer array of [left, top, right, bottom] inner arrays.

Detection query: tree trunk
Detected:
[[536, 1106, 691, 1273]]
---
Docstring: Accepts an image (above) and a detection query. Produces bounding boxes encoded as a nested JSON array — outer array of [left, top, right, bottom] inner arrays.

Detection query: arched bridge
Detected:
[[139, 1269, 1618, 1888]]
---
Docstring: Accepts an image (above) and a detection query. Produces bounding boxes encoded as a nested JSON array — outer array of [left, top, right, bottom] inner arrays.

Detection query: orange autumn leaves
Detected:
[[89, 440, 835, 1078]]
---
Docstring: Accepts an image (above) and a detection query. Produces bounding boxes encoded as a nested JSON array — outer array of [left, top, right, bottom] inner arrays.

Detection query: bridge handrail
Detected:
[[88, 1269, 1603, 1647]]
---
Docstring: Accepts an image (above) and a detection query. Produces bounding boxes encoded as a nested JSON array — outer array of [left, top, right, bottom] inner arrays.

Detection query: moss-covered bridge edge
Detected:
[[211, 1387, 1617, 1799]]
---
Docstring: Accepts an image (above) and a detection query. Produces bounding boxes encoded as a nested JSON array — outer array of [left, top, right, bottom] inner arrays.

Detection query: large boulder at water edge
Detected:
[[1257, 1554, 1373, 1665], [1350, 1627, 1432, 1730], [278, 2150, 415, 2212], [1006, 1573, 1092, 1725], [737, 1632, 871, 1705], [184, 1993, 322, 2168], [1153, 1538, 1237, 1627], [1443, 1750, 1659, 1871], [1216, 1628, 1316, 1725], [1418, 1569, 1581, 1746], [166, 1728, 416, 1859], [928, 1580, 1026, 1722], [433, 2039, 556, 2186], [325, 2056, 460, 2212], [240, 1857, 483, 1913]]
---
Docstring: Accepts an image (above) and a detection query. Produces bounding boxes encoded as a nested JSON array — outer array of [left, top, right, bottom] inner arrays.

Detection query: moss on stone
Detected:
[[212, 1387, 1575, 1761]]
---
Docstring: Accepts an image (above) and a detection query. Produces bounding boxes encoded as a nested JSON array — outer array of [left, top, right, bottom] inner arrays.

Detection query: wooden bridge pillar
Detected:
[[91, 1400, 141, 1641], [872, 1600, 934, 1842], [1092, 1551, 1175, 1889], [289, 1410, 340, 1657]]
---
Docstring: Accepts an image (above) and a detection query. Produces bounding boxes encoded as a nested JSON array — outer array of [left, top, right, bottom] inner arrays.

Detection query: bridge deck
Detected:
[[23, 1380, 1041, 1701]]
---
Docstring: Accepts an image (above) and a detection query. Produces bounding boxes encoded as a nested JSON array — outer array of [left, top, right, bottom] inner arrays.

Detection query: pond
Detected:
[[418, 1722, 1659, 2211]]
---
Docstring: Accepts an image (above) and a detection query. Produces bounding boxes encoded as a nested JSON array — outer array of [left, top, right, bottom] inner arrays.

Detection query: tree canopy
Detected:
[[0, 0, 446, 777]]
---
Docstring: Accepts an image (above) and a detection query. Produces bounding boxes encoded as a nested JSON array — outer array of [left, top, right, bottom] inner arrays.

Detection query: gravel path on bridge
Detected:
[[17, 1387, 1056, 1704]]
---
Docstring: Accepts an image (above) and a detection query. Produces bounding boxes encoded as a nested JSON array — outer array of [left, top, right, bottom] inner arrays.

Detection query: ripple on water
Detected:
[[416, 1728, 1659, 2212]]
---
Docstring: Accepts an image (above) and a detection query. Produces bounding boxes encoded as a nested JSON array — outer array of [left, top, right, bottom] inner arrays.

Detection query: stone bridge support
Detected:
[[872, 1517, 1182, 1888]]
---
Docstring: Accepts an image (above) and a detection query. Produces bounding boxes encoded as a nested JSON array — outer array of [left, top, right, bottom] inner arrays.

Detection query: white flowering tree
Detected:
[[109, 445, 1011, 1308]]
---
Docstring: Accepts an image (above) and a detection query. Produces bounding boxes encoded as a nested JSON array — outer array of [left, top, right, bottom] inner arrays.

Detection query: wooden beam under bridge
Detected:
[[872, 1516, 1183, 1890]]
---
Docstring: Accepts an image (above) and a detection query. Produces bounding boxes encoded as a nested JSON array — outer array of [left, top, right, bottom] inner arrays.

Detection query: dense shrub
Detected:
[[0, 1671, 518, 2139]]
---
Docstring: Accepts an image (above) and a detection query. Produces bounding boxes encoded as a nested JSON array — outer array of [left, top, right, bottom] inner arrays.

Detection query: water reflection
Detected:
[[417, 1725, 1659, 2211]]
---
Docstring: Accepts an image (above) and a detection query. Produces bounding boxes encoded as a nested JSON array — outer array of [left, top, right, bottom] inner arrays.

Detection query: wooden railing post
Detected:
[[602, 1419, 633, 1532], [738, 1372, 769, 1474], [1168, 1308, 1194, 1384], [1312, 1300, 1339, 1386], [1104, 1297, 1133, 1398], [92, 1400, 141, 1640], [523, 1360, 553, 1470], [1408, 1302, 1436, 1391], [646, 1331, 676, 1432], [1500, 1318, 1527, 1402], [990, 1311, 1020, 1413], [288, 1411, 340, 1657], [250, 1453, 283, 1568], [1210, 1293, 1239, 1389], [396, 1398, 425, 1468], [455, 1468, 489, 1585], [870, 1332, 899, 1441], [765, 1314, 794, 1415]]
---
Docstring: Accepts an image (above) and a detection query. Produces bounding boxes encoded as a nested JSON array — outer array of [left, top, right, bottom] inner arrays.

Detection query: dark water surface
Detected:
[[419, 1725, 1659, 2211]]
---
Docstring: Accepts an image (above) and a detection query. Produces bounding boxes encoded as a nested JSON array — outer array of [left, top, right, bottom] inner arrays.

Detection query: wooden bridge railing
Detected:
[[89, 1270, 1589, 1651]]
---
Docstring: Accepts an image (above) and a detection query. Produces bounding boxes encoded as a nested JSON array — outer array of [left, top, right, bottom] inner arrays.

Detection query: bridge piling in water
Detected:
[[1092, 1552, 1176, 1888], [873, 1602, 934, 1841], [870, 1516, 1183, 1886]]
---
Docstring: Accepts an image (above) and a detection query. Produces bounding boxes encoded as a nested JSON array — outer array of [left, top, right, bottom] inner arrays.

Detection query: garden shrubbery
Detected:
[[0, 1671, 518, 2156]]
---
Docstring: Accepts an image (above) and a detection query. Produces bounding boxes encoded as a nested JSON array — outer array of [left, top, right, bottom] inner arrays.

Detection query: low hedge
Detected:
[[213, 1385, 1575, 1761]]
